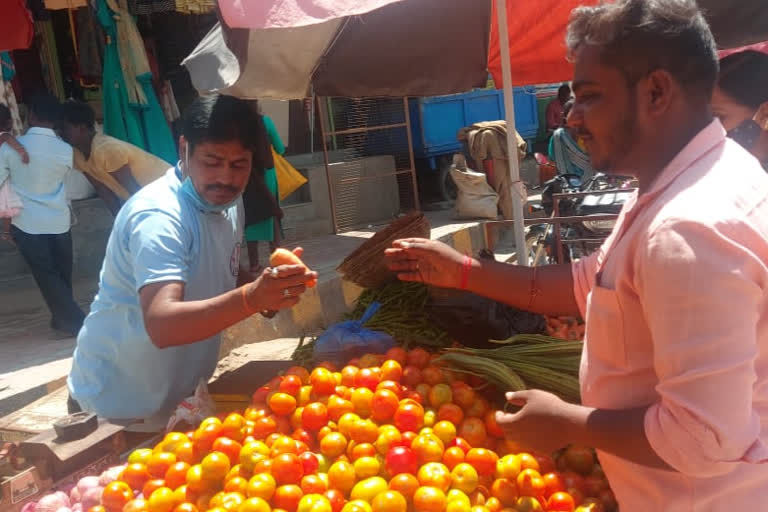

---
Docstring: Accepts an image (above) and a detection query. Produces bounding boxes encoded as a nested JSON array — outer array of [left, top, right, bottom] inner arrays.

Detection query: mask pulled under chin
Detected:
[[177, 167, 240, 214], [727, 119, 762, 151]]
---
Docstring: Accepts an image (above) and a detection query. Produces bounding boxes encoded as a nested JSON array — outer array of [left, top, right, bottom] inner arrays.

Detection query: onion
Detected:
[[54, 508, 72, 512], [98, 465, 125, 487], [33, 492, 70, 512], [76, 476, 100, 496], [20, 502, 37, 512], [80, 487, 103, 510], [71, 505, 83, 512], [69, 487, 81, 505]]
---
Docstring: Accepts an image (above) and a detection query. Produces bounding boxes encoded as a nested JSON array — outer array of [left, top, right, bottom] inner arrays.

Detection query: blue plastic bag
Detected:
[[313, 303, 395, 365]]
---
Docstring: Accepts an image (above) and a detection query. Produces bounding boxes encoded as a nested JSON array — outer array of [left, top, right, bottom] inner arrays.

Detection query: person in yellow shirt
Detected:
[[58, 101, 173, 215]]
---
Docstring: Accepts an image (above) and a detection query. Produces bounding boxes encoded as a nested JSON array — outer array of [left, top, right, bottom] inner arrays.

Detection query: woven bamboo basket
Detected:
[[337, 212, 431, 289]]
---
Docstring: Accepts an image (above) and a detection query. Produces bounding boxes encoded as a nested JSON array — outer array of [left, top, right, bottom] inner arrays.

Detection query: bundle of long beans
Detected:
[[437, 334, 582, 403], [347, 281, 449, 348]]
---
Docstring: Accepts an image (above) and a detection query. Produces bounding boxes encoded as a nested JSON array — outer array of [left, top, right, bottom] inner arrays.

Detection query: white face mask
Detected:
[[178, 142, 239, 213]]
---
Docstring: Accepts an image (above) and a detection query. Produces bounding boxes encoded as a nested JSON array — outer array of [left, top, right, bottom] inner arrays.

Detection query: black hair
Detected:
[[27, 92, 61, 124], [181, 94, 261, 152], [59, 100, 96, 131], [718, 50, 768, 110], [558, 84, 571, 99], [0, 104, 10, 129], [566, 0, 719, 99]]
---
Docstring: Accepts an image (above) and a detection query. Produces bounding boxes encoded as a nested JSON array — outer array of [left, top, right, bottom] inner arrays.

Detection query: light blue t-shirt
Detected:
[[68, 167, 243, 419]]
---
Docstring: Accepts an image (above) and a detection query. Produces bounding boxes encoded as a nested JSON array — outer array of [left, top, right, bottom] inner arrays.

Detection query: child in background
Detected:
[[0, 104, 27, 242]]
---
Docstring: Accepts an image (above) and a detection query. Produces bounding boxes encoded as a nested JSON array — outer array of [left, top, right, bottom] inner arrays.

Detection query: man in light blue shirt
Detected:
[[68, 95, 316, 421], [0, 93, 85, 336]]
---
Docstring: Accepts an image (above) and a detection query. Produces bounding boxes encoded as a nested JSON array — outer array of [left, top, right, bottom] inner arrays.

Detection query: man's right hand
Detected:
[[384, 238, 472, 290], [246, 262, 317, 312]]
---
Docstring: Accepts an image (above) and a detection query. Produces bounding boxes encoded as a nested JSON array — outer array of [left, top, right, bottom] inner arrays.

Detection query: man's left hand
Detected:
[[495, 390, 579, 454]]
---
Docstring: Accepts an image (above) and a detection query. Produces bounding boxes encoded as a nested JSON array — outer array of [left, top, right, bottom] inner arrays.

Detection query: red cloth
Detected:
[[0, 0, 34, 52], [487, 0, 599, 87]]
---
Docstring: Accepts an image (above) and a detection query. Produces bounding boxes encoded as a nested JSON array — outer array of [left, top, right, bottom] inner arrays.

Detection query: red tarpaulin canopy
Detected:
[[0, 0, 34, 52]]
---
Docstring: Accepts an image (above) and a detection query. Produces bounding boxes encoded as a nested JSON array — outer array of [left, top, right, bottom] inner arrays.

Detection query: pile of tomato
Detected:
[[94, 347, 615, 512]]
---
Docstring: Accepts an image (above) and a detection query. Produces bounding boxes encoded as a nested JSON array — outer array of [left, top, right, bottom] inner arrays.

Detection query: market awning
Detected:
[[487, 0, 768, 87], [183, 0, 491, 99]]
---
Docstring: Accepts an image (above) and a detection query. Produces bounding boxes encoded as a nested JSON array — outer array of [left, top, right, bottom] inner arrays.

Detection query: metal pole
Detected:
[[317, 96, 339, 234], [495, 0, 529, 266], [402, 97, 421, 212]]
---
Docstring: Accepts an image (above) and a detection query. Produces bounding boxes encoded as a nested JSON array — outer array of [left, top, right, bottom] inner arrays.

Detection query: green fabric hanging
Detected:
[[96, 0, 176, 163]]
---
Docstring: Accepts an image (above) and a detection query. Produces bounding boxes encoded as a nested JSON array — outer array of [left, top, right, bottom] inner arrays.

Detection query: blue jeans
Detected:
[[11, 226, 85, 336]]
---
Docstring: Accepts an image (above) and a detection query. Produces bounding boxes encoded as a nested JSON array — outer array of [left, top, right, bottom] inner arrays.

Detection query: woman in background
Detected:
[[712, 50, 768, 169], [548, 100, 595, 182], [243, 105, 286, 273]]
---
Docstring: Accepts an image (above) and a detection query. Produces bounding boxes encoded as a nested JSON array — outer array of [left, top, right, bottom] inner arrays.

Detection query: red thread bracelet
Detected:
[[460, 254, 472, 290]]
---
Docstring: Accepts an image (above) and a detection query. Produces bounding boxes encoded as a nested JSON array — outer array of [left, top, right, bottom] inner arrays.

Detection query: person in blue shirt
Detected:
[[0, 93, 85, 337], [67, 95, 317, 421]]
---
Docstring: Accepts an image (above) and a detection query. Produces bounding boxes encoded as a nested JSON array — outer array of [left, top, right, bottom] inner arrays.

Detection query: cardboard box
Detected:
[[0, 466, 53, 512]]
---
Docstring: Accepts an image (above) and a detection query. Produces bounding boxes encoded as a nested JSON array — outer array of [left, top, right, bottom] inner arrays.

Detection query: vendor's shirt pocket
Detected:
[[584, 284, 627, 369]]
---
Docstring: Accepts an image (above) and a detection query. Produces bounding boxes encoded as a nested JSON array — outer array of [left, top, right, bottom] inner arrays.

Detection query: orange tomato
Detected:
[[450, 462, 479, 495], [301, 474, 329, 494], [376, 380, 403, 398], [102, 481, 134, 512], [374, 428, 402, 456], [341, 366, 360, 387], [147, 487, 178, 512], [350, 419, 379, 444], [201, 452, 231, 481], [464, 399, 490, 419], [272, 453, 305, 485], [163, 461, 190, 491], [465, 449, 498, 477], [432, 421, 457, 446], [517, 453, 540, 473], [546, 492, 576, 511], [412, 486, 447, 512], [451, 384, 476, 410], [417, 462, 452, 492], [388, 473, 419, 502], [321, 432, 349, 458], [210, 437, 242, 466], [270, 392, 299, 416], [123, 499, 149, 512], [350, 388, 375, 418], [310, 368, 337, 396], [458, 419, 487, 448], [490, 478, 518, 507], [238, 497, 272, 512], [371, 490, 407, 512], [225, 475, 249, 495], [279, 375, 304, 396], [222, 413, 248, 442], [483, 411, 504, 439], [121, 463, 151, 491], [148, 452, 177, 479], [436, 403, 464, 426], [247, 473, 277, 500], [371, 389, 400, 422], [516, 469, 545, 498], [252, 416, 278, 439], [274, 485, 304, 512], [411, 434, 445, 465], [442, 446, 466, 470], [350, 442, 377, 461], [303, 402, 329, 431], [325, 395, 353, 422], [142, 479, 167, 500], [328, 461, 356, 495], [380, 360, 403, 382]]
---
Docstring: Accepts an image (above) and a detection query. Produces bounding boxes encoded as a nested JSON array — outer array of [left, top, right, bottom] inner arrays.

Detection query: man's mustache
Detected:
[[205, 184, 239, 194]]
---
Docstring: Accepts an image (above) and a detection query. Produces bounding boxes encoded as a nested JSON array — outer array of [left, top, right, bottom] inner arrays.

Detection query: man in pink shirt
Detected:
[[385, 0, 768, 509], [546, 84, 571, 136]]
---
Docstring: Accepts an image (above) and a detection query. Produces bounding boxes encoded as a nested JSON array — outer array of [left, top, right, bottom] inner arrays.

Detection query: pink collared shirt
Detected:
[[572, 120, 768, 511]]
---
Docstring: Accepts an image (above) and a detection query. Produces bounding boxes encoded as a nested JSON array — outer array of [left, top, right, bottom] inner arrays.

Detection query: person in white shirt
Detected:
[[0, 93, 85, 336]]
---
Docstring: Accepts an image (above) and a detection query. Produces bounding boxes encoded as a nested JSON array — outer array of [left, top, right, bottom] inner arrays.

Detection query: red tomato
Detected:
[[561, 472, 586, 494], [484, 411, 505, 439], [324, 489, 347, 512], [120, 463, 151, 491], [354, 368, 382, 391], [393, 401, 425, 433], [563, 445, 596, 476], [542, 472, 566, 498], [384, 347, 407, 365], [465, 448, 498, 477], [584, 476, 609, 497], [385, 446, 419, 476], [406, 348, 431, 369], [299, 451, 320, 474], [301, 474, 328, 494], [376, 380, 403, 398], [302, 402, 329, 431], [448, 437, 472, 454], [421, 367, 444, 386], [280, 375, 303, 396], [380, 360, 404, 382], [285, 366, 311, 385], [442, 446, 465, 470], [164, 461, 191, 490], [534, 454, 556, 475], [401, 366, 423, 387], [272, 453, 305, 485], [546, 491, 576, 511], [252, 386, 272, 405], [458, 418, 487, 448], [212, 437, 243, 465], [436, 403, 464, 426], [252, 416, 278, 439]]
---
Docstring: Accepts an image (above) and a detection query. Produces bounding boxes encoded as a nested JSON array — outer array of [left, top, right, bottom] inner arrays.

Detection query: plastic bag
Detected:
[[451, 167, 498, 220], [314, 303, 395, 366], [426, 250, 547, 348], [166, 379, 216, 432], [274, 149, 307, 201]]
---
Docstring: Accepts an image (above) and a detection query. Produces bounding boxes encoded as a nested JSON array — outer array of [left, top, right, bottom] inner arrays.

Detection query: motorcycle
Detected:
[[527, 171, 635, 264]]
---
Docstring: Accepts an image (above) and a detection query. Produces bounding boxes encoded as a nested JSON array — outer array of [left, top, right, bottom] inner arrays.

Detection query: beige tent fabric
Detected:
[[458, 121, 526, 221]]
